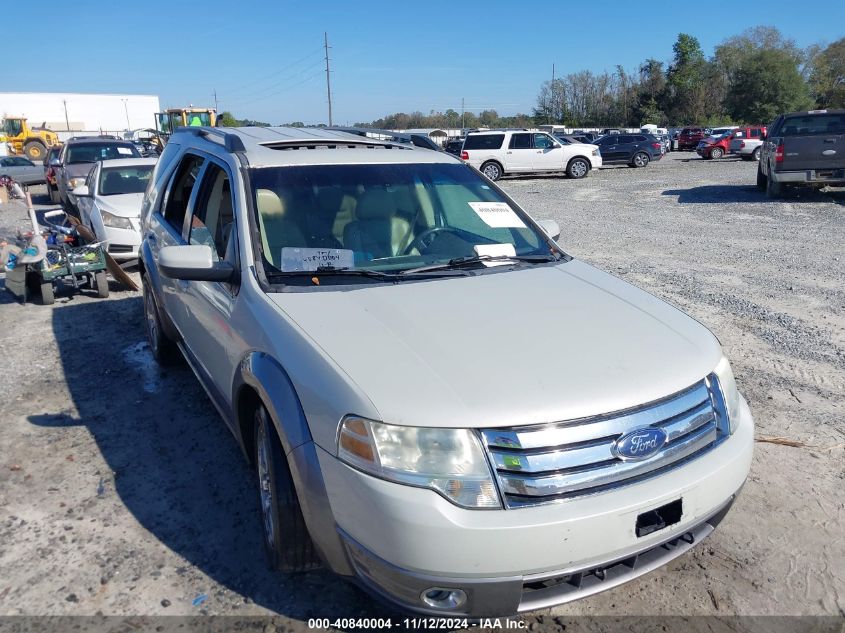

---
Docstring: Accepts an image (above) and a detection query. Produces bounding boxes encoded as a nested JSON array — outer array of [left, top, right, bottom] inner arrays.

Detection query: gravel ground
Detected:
[[0, 153, 842, 630]]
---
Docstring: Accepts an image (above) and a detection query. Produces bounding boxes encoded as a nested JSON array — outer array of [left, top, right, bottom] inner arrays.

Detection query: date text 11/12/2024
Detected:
[[307, 617, 528, 629]]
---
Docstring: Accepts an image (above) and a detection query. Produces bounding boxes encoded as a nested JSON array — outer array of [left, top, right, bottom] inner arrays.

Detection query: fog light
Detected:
[[420, 587, 467, 610]]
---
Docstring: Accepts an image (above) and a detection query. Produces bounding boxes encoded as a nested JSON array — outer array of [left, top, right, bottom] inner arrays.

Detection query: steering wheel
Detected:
[[403, 226, 463, 255]]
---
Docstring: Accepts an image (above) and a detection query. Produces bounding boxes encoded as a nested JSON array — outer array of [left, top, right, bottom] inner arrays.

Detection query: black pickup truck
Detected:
[[757, 109, 845, 198]]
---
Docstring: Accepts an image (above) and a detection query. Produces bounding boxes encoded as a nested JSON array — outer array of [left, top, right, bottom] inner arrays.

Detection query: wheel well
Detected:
[[567, 155, 590, 168], [237, 385, 263, 466], [481, 159, 503, 172]]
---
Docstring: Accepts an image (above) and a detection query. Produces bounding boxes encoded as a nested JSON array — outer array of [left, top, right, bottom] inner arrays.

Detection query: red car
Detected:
[[697, 126, 767, 159], [677, 127, 707, 150]]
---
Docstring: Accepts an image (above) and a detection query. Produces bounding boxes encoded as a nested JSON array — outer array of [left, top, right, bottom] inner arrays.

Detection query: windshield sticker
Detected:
[[117, 147, 133, 155], [467, 201, 526, 229], [474, 243, 516, 266], [280, 247, 354, 272]]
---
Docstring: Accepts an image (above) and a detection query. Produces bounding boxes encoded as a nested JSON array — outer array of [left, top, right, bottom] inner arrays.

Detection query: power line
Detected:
[[226, 69, 324, 107], [234, 59, 324, 100], [220, 46, 324, 94]]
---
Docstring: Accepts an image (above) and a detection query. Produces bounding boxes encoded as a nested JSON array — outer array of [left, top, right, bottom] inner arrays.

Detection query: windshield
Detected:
[[66, 143, 140, 164], [99, 164, 153, 196], [249, 162, 553, 276]]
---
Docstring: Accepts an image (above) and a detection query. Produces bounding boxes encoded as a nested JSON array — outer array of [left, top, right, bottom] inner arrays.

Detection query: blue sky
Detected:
[[9, 0, 844, 125]]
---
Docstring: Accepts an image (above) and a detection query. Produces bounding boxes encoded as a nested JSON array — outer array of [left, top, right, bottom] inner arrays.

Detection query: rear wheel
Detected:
[[40, 281, 55, 306], [23, 141, 46, 162], [254, 406, 321, 572], [766, 174, 784, 198], [710, 147, 723, 159], [480, 161, 503, 181], [756, 165, 767, 191], [94, 271, 109, 298], [631, 152, 650, 168], [752, 147, 761, 161], [566, 157, 590, 179]]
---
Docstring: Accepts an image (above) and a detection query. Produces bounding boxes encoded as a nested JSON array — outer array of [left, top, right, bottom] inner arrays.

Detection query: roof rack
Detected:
[[177, 126, 246, 152]]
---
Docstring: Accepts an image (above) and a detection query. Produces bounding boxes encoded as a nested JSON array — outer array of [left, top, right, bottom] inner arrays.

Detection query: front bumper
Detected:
[[313, 395, 754, 616], [589, 154, 602, 169], [101, 224, 142, 261]]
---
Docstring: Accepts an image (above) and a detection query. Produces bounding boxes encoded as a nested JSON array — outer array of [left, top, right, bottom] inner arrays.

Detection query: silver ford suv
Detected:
[[139, 126, 753, 617]]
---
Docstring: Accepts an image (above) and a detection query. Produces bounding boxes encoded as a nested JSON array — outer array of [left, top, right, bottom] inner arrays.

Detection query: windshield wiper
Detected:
[[400, 253, 559, 275], [268, 266, 397, 280]]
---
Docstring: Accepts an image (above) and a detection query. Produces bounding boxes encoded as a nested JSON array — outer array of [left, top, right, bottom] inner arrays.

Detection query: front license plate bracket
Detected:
[[636, 498, 683, 538]]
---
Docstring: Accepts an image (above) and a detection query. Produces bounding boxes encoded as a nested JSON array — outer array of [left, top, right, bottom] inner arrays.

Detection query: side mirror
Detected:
[[538, 219, 561, 241], [552, 143, 561, 149], [72, 185, 90, 197], [49, 158, 61, 167], [159, 244, 236, 283]]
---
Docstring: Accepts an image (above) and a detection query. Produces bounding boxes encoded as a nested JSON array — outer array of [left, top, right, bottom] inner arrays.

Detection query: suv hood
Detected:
[[269, 260, 722, 428]]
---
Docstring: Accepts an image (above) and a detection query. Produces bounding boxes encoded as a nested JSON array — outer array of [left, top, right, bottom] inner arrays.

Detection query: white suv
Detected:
[[461, 130, 601, 180], [140, 126, 752, 617]]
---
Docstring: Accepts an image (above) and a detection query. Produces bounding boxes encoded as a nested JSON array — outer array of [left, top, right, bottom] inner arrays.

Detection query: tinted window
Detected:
[[66, 143, 140, 164], [190, 163, 235, 260], [463, 134, 505, 150], [162, 154, 204, 235], [750, 129, 760, 138], [634, 135, 648, 142], [781, 114, 845, 136], [619, 136, 635, 143], [509, 134, 532, 149]]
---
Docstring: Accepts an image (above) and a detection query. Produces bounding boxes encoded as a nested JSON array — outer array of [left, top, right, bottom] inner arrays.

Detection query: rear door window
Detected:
[[463, 134, 505, 150], [781, 114, 845, 136], [509, 134, 532, 149]]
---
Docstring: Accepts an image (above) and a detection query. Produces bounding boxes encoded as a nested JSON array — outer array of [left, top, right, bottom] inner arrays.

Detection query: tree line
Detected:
[[354, 27, 844, 130]]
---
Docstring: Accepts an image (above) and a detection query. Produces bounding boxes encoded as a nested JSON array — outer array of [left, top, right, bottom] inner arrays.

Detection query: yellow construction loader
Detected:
[[1, 116, 61, 161], [154, 107, 217, 138]]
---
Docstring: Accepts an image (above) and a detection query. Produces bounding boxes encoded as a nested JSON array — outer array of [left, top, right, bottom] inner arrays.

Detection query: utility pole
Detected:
[[212, 89, 218, 112], [461, 97, 465, 130], [324, 32, 333, 126], [550, 63, 555, 124], [62, 99, 70, 132], [121, 98, 130, 130]]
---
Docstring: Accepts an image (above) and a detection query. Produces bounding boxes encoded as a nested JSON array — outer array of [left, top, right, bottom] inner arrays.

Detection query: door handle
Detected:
[[823, 138, 836, 143], [506, 151, 512, 154]]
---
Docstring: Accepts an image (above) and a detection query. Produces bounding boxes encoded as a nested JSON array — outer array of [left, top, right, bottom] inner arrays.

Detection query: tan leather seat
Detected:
[[256, 189, 306, 266], [343, 188, 412, 259]]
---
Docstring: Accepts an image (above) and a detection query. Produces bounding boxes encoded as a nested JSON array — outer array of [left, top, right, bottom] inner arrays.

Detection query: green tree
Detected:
[[665, 34, 710, 123], [218, 111, 240, 126], [724, 48, 812, 122], [808, 37, 845, 108]]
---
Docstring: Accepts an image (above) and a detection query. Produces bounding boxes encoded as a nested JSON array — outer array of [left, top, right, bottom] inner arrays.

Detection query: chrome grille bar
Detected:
[[481, 377, 725, 508]]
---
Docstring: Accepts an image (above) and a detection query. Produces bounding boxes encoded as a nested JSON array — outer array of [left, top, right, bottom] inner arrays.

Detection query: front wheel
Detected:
[[23, 142, 46, 162], [632, 152, 650, 168], [480, 161, 503, 181], [752, 147, 761, 161], [142, 275, 179, 365], [710, 147, 723, 159], [566, 157, 590, 179], [254, 406, 321, 573]]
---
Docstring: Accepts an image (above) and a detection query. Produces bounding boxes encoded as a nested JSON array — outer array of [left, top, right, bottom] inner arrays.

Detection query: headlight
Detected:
[[592, 148, 600, 156], [338, 416, 500, 509], [68, 177, 86, 189], [101, 210, 133, 230], [713, 357, 741, 434]]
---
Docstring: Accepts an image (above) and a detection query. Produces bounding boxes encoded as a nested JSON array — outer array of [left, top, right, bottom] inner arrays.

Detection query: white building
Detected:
[[0, 92, 161, 139]]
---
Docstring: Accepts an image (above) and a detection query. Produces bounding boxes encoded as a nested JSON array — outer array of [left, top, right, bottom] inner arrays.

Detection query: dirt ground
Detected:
[[0, 153, 842, 630]]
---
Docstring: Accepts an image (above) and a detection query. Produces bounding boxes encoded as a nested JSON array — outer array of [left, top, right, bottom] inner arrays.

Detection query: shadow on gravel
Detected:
[[27, 297, 379, 619], [663, 185, 845, 205]]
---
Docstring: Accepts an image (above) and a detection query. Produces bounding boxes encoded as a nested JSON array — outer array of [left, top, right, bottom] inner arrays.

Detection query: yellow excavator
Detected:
[[1, 116, 61, 161], [154, 107, 217, 139]]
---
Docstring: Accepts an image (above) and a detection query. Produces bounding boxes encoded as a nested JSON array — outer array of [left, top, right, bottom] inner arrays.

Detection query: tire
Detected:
[[710, 147, 723, 159], [95, 270, 109, 298], [49, 183, 60, 204], [756, 165, 767, 191], [23, 141, 47, 162], [480, 161, 503, 181], [142, 275, 179, 365], [40, 281, 55, 306], [631, 152, 650, 168], [566, 157, 590, 179], [254, 406, 321, 573], [766, 174, 784, 198], [752, 147, 761, 161]]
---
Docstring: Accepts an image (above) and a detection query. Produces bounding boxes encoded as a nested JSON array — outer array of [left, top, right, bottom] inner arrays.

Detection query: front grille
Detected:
[[481, 376, 729, 508]]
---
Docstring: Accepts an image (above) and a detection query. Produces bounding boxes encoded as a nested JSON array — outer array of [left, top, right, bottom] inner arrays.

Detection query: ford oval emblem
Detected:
[[613, 428, 668, 461]]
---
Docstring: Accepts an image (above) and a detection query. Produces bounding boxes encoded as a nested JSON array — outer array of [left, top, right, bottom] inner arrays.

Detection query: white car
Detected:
[[73, 157, 157, 260], [461, 129, 601, 180]]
